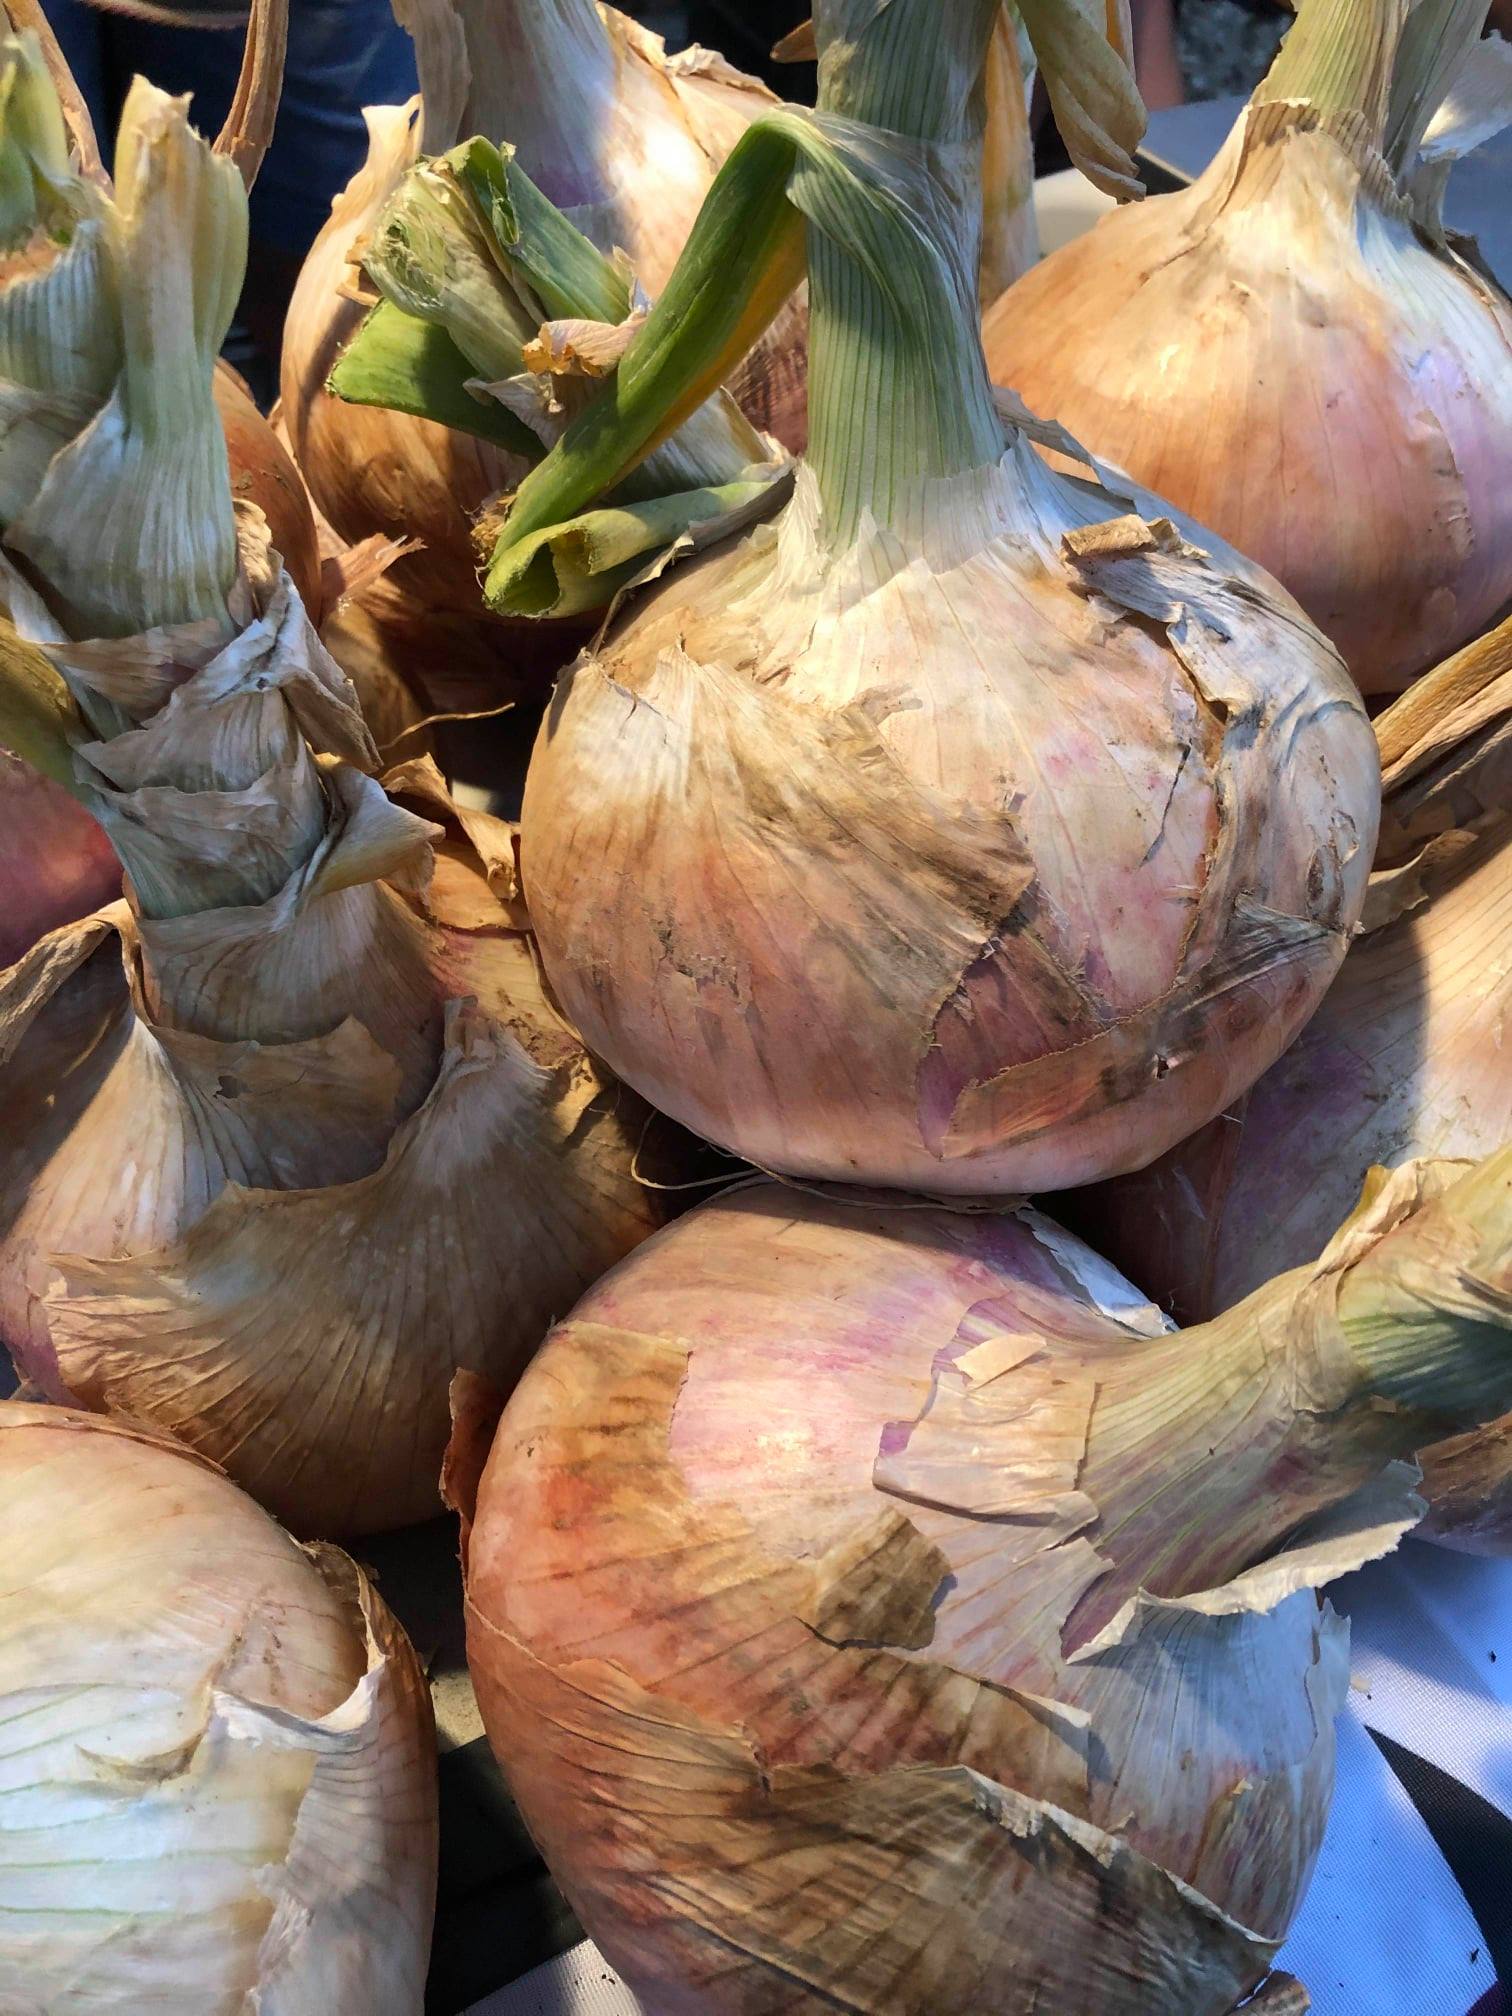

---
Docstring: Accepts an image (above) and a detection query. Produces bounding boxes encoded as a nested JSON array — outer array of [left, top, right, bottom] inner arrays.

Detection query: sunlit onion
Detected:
[[0, 1401, 437, 2011]]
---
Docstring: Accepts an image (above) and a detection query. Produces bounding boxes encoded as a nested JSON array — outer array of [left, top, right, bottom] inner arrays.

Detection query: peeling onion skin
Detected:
[[0, 750, 119, 966], [982, 106, 1512, 696], [0, 1403, 437, 2014], [459, 1180, 1468, 2015], [281, 13, 807, 698], [1066, 831, 1512, 1551], [0, 544, 667, 1538], [521, 450, 1379, 1195]]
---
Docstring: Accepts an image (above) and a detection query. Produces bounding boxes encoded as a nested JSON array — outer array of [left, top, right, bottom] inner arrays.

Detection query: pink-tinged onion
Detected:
[[1066, 614, 1512, 1551], [0, 748, 119, 965], [0, 1401, 437, 2011], [214, 364, 325, 618], [458, 1159, 1512, 2014], [516, 6, 1377, 1197], [982, 2, 1512, 694]]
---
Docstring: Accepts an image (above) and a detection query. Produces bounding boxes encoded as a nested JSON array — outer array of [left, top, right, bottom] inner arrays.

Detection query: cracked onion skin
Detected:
[[0, 1403, 436, 2013], [458, 1169, 1508, 2014], [520, 453, 1380, 1195], [981, 99, 1512, 696]]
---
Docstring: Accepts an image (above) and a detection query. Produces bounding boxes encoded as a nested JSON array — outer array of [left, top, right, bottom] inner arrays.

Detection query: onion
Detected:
[[982, 0, 1512, 694], [0, 749, 119, 964], [504, 0, 1377, 1195], [457, 1155, 1512, 2013], [281, 0, 807, 697], [0, 1401, 436, 2010], [1066, 613, 1512, 1550], [214, 363, 324, 617], [0, 72, 667, 1534]]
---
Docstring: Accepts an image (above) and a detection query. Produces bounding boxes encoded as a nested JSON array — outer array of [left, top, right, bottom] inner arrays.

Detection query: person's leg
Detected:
[[1130, 0, 1185, 111]]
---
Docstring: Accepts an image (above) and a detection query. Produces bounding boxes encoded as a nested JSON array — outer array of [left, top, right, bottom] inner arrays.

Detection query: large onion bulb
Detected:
[[459, 1159, 1512, 2013], [0, 1402, 437, 2011], [516, 1, 1378, 1195], [983, 0, 1512, 693]]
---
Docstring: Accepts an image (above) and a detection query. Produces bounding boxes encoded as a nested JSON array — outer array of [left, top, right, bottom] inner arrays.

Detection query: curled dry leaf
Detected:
[[0, 1401, 437, 2011], [1068, 613, 1512, 1549], [462, 1156, 1512, 2011]]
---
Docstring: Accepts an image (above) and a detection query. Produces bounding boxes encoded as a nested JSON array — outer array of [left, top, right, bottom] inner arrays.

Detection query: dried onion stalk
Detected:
[[485, 0, 1377, 1195], [1068, 613, 1512, 1550], [0, 71, 663, 1535], [983, 0, 1512, 694], [0, 1401, 436, 2011], [457, 1147, 1512, 2013]]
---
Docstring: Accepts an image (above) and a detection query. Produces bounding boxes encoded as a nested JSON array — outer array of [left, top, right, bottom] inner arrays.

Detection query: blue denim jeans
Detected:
[[46, 0, 418, 259]]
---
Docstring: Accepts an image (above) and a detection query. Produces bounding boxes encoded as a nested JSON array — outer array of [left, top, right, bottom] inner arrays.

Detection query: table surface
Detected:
[[1141, 95, 1512, 288]]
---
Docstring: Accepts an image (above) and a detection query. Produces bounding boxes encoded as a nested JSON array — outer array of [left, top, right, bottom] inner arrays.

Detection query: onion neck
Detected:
[[805, 0, 1005, 545], [1068, 1150, 1512, 1642], [453, 0, 618, 210], [1254, 0, 1401, 136]]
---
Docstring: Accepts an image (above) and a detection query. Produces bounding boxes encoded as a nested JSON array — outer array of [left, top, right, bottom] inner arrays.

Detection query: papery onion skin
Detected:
[[0, 748, 119, 965], [0, 1401, 437, 2013], [1064, 829, 1512, 1549], [460, 1176, 1484, 2014], [521, 456, 1379, 1195], [982, 104, 1512, 695]]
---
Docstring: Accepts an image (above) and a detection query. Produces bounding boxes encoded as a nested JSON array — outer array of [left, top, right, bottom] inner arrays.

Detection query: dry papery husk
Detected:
[[0, 1401, 436, 2012], [522, 398, 1379, 1196], [456, 1151, 1512, 2013], [1067, 612, 1512, 1550], [0, 514, 664, 1536], [982, 22, 1512, 694], [281, 0, 807, 704]]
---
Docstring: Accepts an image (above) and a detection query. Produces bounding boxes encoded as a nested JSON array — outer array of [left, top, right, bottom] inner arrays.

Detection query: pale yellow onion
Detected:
[[281, 0, 806, 655], [983, 8, 1512, 694], [1065, 614, 1512, 1549], [457, 1149, 1512, 2013], [0, 1402, 436, 2012]]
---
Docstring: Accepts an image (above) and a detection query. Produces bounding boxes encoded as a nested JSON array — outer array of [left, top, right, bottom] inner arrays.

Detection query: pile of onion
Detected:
[[456, 1151, 1512, 2012], [481, 0, 1379, 1195], [0, 1402, 437, 2009], [1069, 612, 1512, 1549], [983, 0, 1512, 692]]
